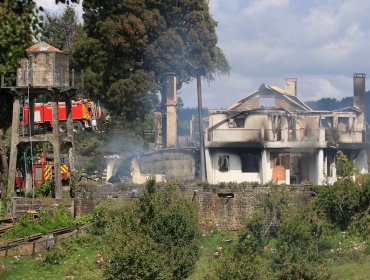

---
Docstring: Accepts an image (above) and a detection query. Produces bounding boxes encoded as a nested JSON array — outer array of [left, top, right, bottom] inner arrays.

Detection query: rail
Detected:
[[0, 223, 93, 257], [0, 70, 85, 88], [208, 127, 369, 144], [207, 128, 325, 142]]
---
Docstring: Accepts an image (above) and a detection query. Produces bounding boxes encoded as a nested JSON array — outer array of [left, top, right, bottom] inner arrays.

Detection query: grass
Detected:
[[328, 257, 370, 280], [187, 230, 237, 280], [187, 229, 370, 280], [0, 234, 104, 280], [1, 228, 368, 280]]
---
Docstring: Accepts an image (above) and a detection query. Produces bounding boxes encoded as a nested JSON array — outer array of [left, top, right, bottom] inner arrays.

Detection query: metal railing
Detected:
[[1, 69, 84, 88]]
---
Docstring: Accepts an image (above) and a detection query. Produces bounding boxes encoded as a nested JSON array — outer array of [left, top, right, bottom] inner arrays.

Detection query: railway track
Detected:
[[0, 218, 14, 234], [0, 226, 75, 254]]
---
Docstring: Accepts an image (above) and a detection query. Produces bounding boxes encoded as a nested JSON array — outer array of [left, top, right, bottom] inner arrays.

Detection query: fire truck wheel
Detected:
[[59, 122, 67, 133], [73, 121, 84, 132]]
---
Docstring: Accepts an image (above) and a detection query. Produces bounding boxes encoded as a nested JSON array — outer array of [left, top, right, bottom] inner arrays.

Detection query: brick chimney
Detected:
[[166, 73, 177, 147], [353, 73, 366, 132], [284, 78, 297, 96]]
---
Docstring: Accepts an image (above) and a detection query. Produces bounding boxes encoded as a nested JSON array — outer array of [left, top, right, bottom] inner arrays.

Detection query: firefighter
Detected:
[[81, 168, 87, 177], [92, 170, 100, 181], [91, 116, 98, 132], [104, 113, 111, 132]]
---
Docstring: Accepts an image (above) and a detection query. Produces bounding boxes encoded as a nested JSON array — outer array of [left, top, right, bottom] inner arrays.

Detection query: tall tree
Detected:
[[76, 0, 230, 122], [0, 0, 38, 75], [40, 5, 79, 51]]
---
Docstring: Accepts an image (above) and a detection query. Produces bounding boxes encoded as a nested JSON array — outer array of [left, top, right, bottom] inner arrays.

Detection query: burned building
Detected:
[[205, 75, 369, 185]]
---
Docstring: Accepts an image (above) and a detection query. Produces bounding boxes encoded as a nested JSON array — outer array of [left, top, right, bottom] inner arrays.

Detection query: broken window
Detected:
[[338, 117, 349, 131], [235, 118, 245, 127], [218, 155, 230, 172], [241, 153, 260, 172], [228, 119, 236, 128], [229, 118, 245, 128]]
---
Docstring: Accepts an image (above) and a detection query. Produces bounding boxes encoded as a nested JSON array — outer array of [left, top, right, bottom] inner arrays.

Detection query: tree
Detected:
[[336, 150, 355, 178], [40, 5, 79, 51], [76, 0, 230, 125], [0, 0, 38, 74]]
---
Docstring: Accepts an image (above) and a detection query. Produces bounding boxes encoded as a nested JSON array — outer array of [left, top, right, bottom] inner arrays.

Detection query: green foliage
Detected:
[[262, 184, 293, 235], [36, 180, 54, 197], [0, 0, 40, 129], [236, 211, 266, 255], [314, 178, 369, 229], [75, 0, 229, 125], [1, 206, 74, 240], [104, 233, 171, 280], [0, 232, 103, 280], [0, 0, 39, 72], [336, 151, 356, 178], [39, 5, 79, 51], [95, 180, 200, 280], [214, 211, 272, 280], [107, 70, 159, 122], [214, 249, 272, 280], [213, 186, 333, 280], [348, 213, 370, 238]]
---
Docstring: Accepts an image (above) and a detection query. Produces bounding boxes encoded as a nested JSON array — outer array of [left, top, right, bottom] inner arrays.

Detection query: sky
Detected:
[[36, 0, 370, 109]]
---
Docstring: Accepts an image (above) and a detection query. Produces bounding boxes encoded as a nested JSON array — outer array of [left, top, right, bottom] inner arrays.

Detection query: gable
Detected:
[[228, 84, 311, 112]]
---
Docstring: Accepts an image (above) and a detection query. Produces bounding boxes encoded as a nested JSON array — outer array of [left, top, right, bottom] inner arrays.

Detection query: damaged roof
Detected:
[[228, 83, 312, 112]]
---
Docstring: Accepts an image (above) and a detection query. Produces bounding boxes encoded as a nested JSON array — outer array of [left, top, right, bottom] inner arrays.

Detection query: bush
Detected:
[[100, 178, 200, 280], [214, 211, 272, 280], [36, 180, 54, 197], [314, 178, 369, 229], [104, 233, 171, 280]]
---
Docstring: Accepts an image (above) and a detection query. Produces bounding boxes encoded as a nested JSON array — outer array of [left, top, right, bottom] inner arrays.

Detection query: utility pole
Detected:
[[197, 76, 207, 181]]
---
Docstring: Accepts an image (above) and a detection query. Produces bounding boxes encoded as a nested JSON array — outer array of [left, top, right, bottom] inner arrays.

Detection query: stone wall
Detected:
[[10, 198, 74, 217], [74, 182, 313, 231]]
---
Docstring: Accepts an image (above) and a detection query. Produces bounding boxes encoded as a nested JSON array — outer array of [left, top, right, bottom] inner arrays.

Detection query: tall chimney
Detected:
[[353, 73, 366, 134], [353, 73, 366, 111], [284, 78, 297, 96], [166, 73, 177, 147]]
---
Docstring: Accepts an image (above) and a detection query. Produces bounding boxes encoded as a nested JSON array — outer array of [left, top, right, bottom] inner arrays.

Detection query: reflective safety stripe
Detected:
[[82, 104, 90, 120], [43, 165, 52, 180], [60, 164, 69, 174]]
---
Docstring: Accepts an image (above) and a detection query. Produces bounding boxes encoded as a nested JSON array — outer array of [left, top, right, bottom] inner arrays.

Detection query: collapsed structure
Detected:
[[205, 75, 369, 185]]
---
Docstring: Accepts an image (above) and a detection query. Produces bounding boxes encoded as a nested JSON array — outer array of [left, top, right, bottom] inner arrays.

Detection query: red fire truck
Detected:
[[14, 153, 71, 192], [21, 99, 101, 132]]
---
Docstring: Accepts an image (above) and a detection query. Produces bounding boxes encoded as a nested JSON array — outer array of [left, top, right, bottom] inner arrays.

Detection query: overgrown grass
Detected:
[[187, 229, 369, 279], [328, 258, 370, 280], [0, 208, 92, 241], [0, 234, 104, 280], [187, 230, 237, 280], [1, 228, 368, 280]]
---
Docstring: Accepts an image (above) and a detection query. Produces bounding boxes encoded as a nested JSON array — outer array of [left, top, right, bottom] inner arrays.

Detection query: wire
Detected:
[[22, 96, 27, 197]]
